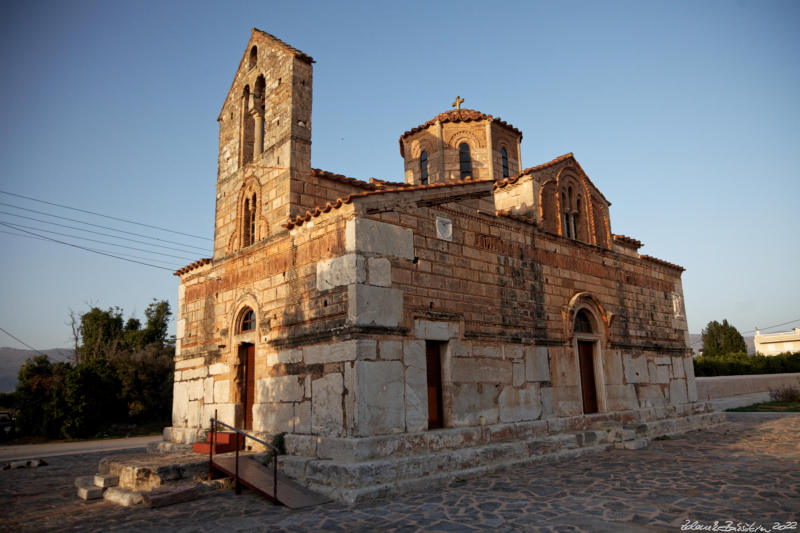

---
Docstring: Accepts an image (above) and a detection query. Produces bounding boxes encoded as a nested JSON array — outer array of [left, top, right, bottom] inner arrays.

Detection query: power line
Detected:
[[0, 202, 211, 252], [0, 326, 48, 356], [1, 229, 183, 267], [1, 221, 197, 261], [0, 222, 176, 271], [0, 209, 206, 255], [744, 318, 800, 336], [0, 189, 211, 241]]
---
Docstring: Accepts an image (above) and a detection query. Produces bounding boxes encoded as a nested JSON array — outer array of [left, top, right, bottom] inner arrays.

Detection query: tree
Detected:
[[701, 319, 747, 357]]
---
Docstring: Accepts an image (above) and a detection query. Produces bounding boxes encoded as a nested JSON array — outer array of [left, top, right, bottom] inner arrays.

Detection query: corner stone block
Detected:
[[172, 381, 189, 427], [525, 346, 550, 382], [347, 285, 403, 327], [379, 340, 402, 360], [669, 378, 688, 405], [204, 377, 214, 403], [312, 373, 344, 437], [345, 217, 415, 260], [267, 348, 302, 366], [499, 383, 542, 423], [350, 361, 405, 436], [404, 340, 425, 368], [638, 384, 667, 408], [209, 363, 229, 376], [257, 375, 304, 403], [672, 356, 686, 379], [253, 402, 294, 433], [316, 253, 365, 291], [367, 257, 392, 287], [187, 379, 204, 401]]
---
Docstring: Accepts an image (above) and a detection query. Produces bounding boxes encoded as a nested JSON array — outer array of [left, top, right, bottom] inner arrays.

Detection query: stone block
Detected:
[[638, 384, 667, 408], [623, 354, 649, 384], [75, 475, 95, 489], [525, 346, 550, 382], [512, 361, 524, 387], [316, 253, 365, 291], [172, 381, 189, 426], [187, 379, 204, 401], [257, 375, 304, 403], [684, 358, 698, 402], [78, 486, 104, 500], [614, 439, 649, 450], [670, 378, 688, 405], [104, 487, 144, 507], [540, 386, 555, 419], [504, 345, 524, 360], [345, 217, 415, 260], [498, 384, 542, 423], [213, 380, 230, 403], [348, 361, 405, 436], [471, 344, 502, 358], [451, 357, 512, 384], [267, 348, 302, 366], [379, 340, 402, 360], [451, 383, 500, 426], [304, 339, 376, 365], [182, 367, 208, 380], [367, 257, 392, 287], [209, 363, 228, 376], [414, 320, 459, 341], [671, 356, 686, 379], [253, 402, 294, 433], [294, 401, 312, 434], [94, 474, 119, 488], [204, 377, 214, 403], [187, 401, 200, 428], [603, 349, 623, 385], [312, 373, 344, 437], [347, 285, 403, 327], [405, 352, 428, 433], [175, 356, 204, 370], [649, 361, 671, 384]]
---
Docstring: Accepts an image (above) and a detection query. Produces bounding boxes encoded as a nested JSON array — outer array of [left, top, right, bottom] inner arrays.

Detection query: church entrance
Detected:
[[426, 341, 444, 429], [577, 340, 598, 414], [238, 343, 256, 430]]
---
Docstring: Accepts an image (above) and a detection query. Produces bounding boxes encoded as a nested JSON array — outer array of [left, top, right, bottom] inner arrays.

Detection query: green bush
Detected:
[[693, 351, 800, 377]]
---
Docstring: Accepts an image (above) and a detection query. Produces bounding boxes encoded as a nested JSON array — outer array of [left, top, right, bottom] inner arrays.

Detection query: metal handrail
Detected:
[[208, 411, 279, 502]]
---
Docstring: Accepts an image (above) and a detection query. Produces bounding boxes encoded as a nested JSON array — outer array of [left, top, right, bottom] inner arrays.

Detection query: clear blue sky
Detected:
[[1, 0, 798, 349]]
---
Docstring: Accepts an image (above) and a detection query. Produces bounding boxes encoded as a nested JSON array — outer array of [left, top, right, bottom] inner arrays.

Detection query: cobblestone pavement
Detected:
[[1, 413, 797, 532]]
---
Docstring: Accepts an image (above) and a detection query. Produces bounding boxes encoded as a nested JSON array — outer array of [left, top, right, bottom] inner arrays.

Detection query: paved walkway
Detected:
[[0, 414, 797, 532]]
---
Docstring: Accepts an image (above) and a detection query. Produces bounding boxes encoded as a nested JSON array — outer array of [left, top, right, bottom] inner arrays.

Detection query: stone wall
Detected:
[[696, 373, 800, 401]]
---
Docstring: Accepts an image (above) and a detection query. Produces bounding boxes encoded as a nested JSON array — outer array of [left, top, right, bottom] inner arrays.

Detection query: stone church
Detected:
[[168, 29, 717, 502]]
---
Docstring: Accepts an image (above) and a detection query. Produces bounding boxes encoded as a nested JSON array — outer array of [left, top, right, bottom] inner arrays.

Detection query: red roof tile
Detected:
[[612, 234, 643, 249], [399, 108, 522, 157], [311, 168, 377, 190], [252, 28, 313, 64], [497, 210, 538, 226], [639, 254, 685, 272], [174, 258, 212, 276]]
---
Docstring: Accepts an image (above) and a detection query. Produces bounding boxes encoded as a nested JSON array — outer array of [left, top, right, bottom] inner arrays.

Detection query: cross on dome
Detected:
[[451, 96, 464, 110]]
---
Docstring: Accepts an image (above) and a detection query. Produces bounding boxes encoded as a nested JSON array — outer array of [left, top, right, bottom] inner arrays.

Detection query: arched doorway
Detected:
[[574, 308, 604, 414], [236, 308, 256, 430]]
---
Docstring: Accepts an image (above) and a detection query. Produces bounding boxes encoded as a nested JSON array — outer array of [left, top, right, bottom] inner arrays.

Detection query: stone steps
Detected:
[[277, 411, 725, 504], [75, 473, 119, 500]]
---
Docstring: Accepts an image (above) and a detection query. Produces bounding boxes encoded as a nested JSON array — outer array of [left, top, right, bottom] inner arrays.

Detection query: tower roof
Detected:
[[399, 108, 522, 157]]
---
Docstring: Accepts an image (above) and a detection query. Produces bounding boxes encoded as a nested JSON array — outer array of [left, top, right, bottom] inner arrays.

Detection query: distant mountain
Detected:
[[688, 334, 755, 356], [0, 347, 73, 393]]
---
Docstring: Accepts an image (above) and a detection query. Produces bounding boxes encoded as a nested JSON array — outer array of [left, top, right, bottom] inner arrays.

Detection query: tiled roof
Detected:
[[399, 108, 522, 157], [495, 152, 611, 206], [174, 258, 212, 276], [283, 178, 494, 230], [252, 28, 314, 63], [639, 254, 685, 272], [311, 168, 377, 190], [612, 234, 643, 249]]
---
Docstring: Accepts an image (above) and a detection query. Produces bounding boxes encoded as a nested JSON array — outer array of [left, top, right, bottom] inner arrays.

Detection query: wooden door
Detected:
[[426, 342, 443, 429], [244, 344, 255, 430], [578, 341, 598, 414]]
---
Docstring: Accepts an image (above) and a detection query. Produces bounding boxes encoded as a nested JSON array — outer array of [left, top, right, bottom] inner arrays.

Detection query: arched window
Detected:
[[248, 46, 258, 69], [420, 150, 429, 185], [459, 143, 472, 180], [242, 193, 256, 247], [241, 85, 254, 166], [501, 147, 509, 178], [239, 308, 255, 332], [575, 309, 594, 333]]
